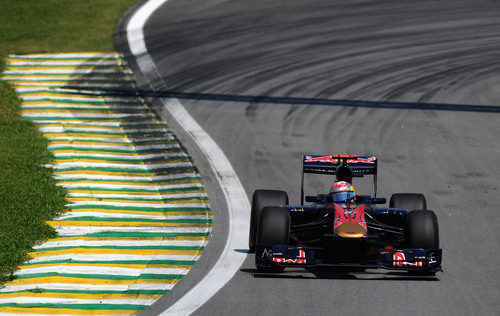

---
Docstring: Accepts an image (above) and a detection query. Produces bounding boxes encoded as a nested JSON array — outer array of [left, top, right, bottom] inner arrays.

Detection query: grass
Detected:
[[0, 0, 138, 283], [0, 59, 67, 283], [0, 0, 138, 54]]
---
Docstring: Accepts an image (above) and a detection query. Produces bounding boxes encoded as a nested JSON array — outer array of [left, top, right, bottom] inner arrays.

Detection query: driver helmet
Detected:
[[330, 181, 356, 203]]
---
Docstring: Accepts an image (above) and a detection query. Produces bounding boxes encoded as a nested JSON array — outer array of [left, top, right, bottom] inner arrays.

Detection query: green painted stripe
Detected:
[[54, 166, 196, 173], [0, 289, 168, 295], [32, 245, 204, 252], [24, 99, 138, 106], [49, 147, 183, 154], [58, 176, 201, 184], [44, 131, 171, 137], [30, 102, 143, 107], [24, 116, 156, 121], [8, 65, 128, 69], [36, 121, 169, 128], [17, 90, 149, 100], [52, 217, 211, 223], [6, 78, 133, 82], [23, 107, 149, 112], [68, 205, 209, 212], [66, 186, 203, 193], [6, 72, 132, 76], [0, 303, 148, 311], [16, 272, 184, 280], [49, 140, 171, 145], [68, 196, 208, 203], [50, 140, 175, 146], [49, 139, 176, 145], [47, 131, 171, 137], [8, 56, 123, 61], [51, 141, 176, 147], [24, 107, 149, 113], [48, 130, 171, 136], [54, 157, 187, 164], [80, 231, 209, 238], [21, 259, 197, 267]]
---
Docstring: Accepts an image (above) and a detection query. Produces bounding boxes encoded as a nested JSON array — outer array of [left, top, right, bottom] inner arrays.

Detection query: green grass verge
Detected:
[[0, 0, 138, 54], [0, 57, 67, 283], [0, 0, 138, 283]]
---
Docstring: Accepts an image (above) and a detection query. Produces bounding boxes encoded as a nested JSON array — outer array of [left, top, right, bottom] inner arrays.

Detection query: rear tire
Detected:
[[390, 193, 427, 211], [249, 190, 289, 253], [255, 207, 290, 272], [406, 210, 439, 249], [406, 210, 439, 276]]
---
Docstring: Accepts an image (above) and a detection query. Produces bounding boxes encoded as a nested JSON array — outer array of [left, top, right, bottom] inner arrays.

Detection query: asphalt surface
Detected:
[[115, 0, 500, 314]]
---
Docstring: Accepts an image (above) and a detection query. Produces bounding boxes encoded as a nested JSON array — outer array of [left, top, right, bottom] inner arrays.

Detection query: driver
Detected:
[[330, 181, 356, 204]]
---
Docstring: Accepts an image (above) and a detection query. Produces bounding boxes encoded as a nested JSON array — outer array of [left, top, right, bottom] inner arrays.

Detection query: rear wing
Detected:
[[301, 154, 378, 204]]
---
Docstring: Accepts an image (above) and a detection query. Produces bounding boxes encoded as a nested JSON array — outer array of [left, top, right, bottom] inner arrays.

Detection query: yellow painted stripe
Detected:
[[66, 209, 211, 217], [12, 85, 72, 89], [58, 180, 201, 187], [0, 306, 137, 315], [49, 140, 172, 146], [66, 197, 204, 204], [23, 101, 115, 106], [7, 53, 122, 57], [59, 179, 202, 186], [7, 66, 128, 71], [66, 189, 201, 195], [6, 57, 124, 62], [33, 118, 127, 122], [18, 262, 192, 270], [28, 248, 202, 258], [39, 123, 165, 130], [43, 235, 207, 242], [53, 159, 185, 165], [45, 133, 129, 139], [47, 221, 211, 228], [22, 109, 146, 115], [11, 81, 131, 85], [55, 170, 159, 177], [7, 276, 179, 286], [4, 74, 133, 79], [51, 150, 144, 156], [19, 92, 111, 100]]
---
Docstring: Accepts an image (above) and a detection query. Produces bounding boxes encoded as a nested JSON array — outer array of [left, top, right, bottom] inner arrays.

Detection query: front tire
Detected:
[[406, 210, 439, 249], [406, 209, 439, 276], [255, 207, 290, 272], [249, 190, 289, 253]]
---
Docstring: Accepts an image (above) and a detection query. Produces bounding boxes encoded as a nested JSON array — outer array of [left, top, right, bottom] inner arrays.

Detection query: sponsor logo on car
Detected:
[[393, 252, 423, 267], [304, 155, 376, 164]]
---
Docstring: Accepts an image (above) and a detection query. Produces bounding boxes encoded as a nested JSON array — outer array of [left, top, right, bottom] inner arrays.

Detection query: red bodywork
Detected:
[[304, 155, 376, 164], [334, 203, 367, 238]]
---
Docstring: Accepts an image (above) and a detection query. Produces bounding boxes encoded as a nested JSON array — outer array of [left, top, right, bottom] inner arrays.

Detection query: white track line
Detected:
[[127, 1, 251, 315]]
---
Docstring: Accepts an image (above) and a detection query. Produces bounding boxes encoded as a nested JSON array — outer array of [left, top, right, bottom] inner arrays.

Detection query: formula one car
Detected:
[[249, 155, 442, 275]]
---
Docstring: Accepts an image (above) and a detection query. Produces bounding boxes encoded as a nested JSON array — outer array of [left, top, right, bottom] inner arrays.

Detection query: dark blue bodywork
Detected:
[[254, 155, 442, 274], [256, 193, 442, 273]]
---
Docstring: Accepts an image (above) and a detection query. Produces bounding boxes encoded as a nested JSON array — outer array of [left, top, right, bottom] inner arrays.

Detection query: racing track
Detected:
[[115, 0, 500, 314]]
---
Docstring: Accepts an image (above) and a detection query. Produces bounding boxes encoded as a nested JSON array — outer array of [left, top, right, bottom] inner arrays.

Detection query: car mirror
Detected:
[[356, 195, 371, 203], [305, 195, 322, 203], [371, 198, 387, 204]]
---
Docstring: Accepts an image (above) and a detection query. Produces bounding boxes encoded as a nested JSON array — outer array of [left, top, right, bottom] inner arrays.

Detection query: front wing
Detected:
[[256, 245, 442, 273]]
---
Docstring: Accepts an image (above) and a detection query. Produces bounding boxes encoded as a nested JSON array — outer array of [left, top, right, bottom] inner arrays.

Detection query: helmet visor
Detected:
[[333, 191, 355, 203]]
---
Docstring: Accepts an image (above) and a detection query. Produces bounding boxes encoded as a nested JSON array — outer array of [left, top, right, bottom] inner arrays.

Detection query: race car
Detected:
[[249, 154, 442, 275]]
